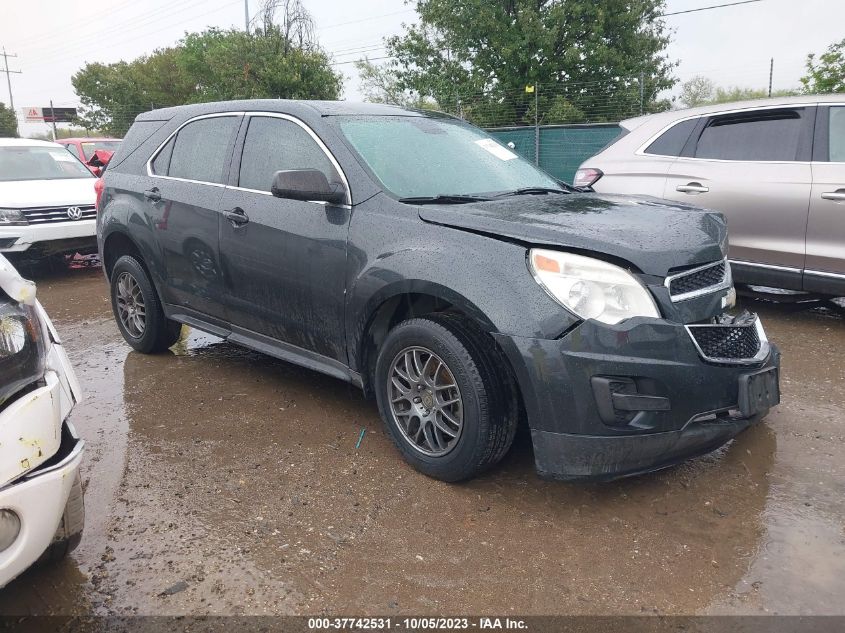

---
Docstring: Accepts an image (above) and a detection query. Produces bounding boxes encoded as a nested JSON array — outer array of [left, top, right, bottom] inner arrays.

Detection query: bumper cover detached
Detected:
[[493, 315, 781, 481]]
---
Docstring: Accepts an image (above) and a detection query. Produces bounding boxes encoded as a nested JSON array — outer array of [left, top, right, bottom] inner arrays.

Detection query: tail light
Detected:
[[573, 168, 604, 189], [94, 177, 105, 211]]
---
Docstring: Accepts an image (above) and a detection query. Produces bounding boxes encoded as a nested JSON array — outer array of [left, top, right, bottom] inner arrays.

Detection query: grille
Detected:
[[688, 323, 761, 362], [20, 205, 96, 225], [667, 260, 727, 299]]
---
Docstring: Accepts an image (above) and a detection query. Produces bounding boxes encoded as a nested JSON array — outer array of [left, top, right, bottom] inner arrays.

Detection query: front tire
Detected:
[[110, 255, 181, 353], [374, 315, 519, 482]]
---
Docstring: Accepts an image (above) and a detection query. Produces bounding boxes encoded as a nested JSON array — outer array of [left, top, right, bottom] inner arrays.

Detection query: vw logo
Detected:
[[66, 206, 83, 220]]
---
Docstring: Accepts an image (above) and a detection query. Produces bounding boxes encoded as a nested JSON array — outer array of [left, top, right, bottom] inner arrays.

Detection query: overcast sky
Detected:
[[1, 0, 843, 137]]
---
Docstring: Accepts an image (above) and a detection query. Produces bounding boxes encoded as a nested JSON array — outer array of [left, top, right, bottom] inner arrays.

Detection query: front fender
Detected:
[[345, 201, 578, 371]]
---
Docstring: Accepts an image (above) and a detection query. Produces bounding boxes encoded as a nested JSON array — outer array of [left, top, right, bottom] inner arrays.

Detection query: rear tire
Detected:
[[110, 255, 182, 353], [35, 472, 84, 566], [374, 314, 519, 482]]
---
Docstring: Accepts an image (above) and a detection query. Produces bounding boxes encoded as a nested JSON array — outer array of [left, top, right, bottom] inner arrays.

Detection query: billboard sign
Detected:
[[22, 106, 78, 123]]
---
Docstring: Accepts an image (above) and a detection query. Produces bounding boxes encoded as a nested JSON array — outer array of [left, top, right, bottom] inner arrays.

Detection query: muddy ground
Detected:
[[0, 261, 843, 617]]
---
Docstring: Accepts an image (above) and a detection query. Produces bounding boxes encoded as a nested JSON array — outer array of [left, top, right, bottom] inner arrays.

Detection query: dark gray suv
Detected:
[[97, 100, 780, 482]]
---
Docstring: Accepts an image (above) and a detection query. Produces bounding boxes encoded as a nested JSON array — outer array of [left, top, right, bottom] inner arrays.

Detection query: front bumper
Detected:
[[0, 301, 84, 587], [494, 315, 780, 481], [0, 423, 84, 587], [0, 220, 97, 254]]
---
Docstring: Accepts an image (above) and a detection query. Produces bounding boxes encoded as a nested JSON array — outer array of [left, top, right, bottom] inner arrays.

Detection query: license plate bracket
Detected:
[[738, 367, 780, 418]]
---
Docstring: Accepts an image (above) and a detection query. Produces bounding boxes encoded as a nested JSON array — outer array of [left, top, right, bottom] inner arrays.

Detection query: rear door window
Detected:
[[694, 109, 804, 161], [829, 106, 845, 162], [644, 118, 697, 156], [151, 137, 175, 175], [237, 116, 338, 192], [167, 116, 239, 184]]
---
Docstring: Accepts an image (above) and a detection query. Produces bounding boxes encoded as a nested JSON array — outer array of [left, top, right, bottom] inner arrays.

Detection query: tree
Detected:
[[801, 37, 845, 94], [679, 76, 715, 108], [0, 103, 18, 138], [381, 0, 676, 126], [72, 1, 342, 136], [355, 58, 435, 108]]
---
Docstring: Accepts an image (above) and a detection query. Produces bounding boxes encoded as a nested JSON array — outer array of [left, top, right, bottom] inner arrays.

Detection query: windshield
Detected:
[[81, 140, 121, 156], [0, 146, 94, 181], [335, 115, 562, 198]]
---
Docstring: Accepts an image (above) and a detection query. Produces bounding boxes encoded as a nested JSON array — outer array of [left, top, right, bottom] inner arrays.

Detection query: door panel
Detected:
[[146, 114, 241, 320], [218, 115, 350, 362], [152, 180, 227, 319], [218, 191, 349, 361], [806, 105, 845, 277], [663, 159, 811, 268]]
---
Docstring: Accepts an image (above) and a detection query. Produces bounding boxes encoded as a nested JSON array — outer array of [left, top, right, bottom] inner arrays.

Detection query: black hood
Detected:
[[417, 193, 728, 277]]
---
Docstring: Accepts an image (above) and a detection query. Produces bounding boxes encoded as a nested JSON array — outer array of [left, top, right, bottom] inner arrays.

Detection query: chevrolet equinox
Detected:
[[97, 101, 781, 482]]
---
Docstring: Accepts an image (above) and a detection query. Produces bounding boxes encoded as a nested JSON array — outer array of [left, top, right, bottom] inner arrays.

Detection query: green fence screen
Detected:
[[487, 123, 622, 185]]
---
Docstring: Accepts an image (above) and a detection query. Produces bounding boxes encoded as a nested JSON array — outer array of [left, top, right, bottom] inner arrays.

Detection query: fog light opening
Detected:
[[0, 509, 21, 553]]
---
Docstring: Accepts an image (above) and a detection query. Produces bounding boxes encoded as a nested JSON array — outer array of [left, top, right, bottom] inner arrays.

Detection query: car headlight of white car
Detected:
[[0, 209, 27, 226], [528, 248, 660, 325], [0, 297, 47, 407]]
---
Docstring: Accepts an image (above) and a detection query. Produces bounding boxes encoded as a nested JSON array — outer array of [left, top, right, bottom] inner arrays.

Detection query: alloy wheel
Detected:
[[387, 346, 464, 456], [115, 271, 146, 338]]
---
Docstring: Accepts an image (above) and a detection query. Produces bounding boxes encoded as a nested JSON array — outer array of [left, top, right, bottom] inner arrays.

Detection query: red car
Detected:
[[58, 138, 121, 176]]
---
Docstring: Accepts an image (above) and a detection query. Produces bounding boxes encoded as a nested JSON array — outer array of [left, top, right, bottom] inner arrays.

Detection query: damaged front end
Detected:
[[0, 255, 84, 587]]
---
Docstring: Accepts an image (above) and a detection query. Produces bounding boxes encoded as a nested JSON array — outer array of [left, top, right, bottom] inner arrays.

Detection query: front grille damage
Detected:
[[686, 311, 768, 364]]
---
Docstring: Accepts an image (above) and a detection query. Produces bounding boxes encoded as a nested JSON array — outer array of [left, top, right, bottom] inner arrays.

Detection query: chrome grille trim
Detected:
[[665, 258, 732, 302], [685, 317, 770, 365], [19, 205, 96, 225]]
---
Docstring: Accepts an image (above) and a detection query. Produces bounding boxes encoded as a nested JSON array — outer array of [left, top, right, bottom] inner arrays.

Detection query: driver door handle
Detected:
[[821, 189, 845, 202], [223, 207, 249, 226], [676, 182, 709, 194], [143, 187, 161, 202]]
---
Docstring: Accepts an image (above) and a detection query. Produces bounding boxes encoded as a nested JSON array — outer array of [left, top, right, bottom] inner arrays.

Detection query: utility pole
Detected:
[[639, 71, 645, 115], [48, 99, 57, 141], [1, 48, 21, 113], [244, 0, 250, 33], [768, 57, 774, 97]]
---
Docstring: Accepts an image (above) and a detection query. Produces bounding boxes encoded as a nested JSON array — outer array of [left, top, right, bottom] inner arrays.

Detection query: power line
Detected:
[[663, 0, 764, 17]]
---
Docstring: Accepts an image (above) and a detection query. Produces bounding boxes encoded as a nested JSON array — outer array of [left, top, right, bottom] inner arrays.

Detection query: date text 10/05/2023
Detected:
[[307, 617, 529, 630]]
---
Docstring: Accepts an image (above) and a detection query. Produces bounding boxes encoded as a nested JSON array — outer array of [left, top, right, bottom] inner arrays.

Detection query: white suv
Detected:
[[0, 139, 97, 261], [0, 255, 84, 587]]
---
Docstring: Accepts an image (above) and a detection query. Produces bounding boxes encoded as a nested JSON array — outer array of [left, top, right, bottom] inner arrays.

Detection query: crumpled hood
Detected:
[[417, 193, 728, 276]]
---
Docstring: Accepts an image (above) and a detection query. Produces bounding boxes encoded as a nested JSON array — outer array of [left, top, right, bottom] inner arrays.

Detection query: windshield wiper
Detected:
[[398, 194, 492, 205], [493, 186, 572, 197]]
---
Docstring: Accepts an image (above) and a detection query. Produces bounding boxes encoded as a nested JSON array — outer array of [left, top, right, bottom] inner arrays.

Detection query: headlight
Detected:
[[528, 249, 660, 324], [0, 298, 47, 406], [0, 209, 27, 226]]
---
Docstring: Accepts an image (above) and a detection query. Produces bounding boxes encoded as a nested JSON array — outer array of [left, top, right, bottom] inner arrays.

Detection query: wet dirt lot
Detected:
[[1, 262, 843, 617]]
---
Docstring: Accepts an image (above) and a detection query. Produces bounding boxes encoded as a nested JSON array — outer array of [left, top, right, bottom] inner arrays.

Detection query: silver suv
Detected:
[[575, 95, 845, 296]]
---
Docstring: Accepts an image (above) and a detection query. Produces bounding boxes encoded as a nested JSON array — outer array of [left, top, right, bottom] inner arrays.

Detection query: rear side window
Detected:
[[64, 144, 81, 160], [644, 119, 697, 156], [694, 109, 803, 161], [151, 137, 174, 175], [829, 106, 845, 162], [167, 116, 239, 184], [238, 116, 338, 192]]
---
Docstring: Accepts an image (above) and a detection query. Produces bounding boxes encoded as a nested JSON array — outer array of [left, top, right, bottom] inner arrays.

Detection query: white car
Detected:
[[0, 255, 84, 587], [0, 138, 97, 262]]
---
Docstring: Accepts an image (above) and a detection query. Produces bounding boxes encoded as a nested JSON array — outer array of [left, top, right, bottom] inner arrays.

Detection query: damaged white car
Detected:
[[0, 255, 84, 587]]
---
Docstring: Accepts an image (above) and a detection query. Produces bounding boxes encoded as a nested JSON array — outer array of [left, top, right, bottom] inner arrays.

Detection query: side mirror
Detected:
[[271, 169, 346, 205], [91, 166, 102, 177]]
